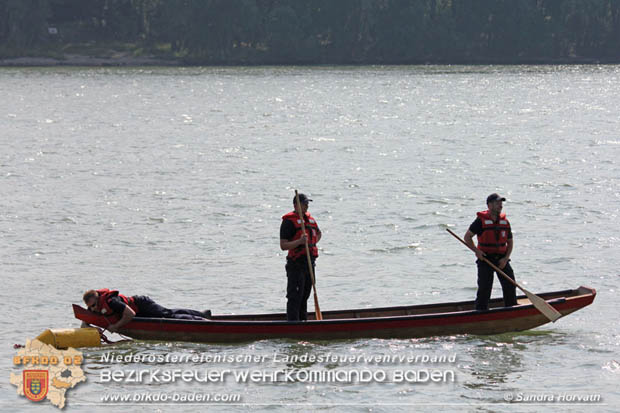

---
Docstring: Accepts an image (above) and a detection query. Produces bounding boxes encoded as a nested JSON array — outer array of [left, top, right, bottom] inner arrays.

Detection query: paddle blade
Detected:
[[525, 291, 562, 322], [314, 294, 323, 320]]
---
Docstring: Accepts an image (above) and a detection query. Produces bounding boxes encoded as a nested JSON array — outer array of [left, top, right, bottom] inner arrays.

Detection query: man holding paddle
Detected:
[[463, 193, 517, 311], [280, 192, 322, 321]]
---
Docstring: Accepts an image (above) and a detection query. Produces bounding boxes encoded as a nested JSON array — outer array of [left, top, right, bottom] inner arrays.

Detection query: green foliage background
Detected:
[[2, 0, 619, 63]]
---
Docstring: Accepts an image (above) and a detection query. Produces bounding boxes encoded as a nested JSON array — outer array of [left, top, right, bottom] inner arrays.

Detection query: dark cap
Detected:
[[295, 193, 312, 205], [486, 193, 506, 204]]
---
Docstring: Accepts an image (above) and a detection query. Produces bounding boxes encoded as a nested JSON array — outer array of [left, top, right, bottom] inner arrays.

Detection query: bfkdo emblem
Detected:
[[23, 370, 48, 402]]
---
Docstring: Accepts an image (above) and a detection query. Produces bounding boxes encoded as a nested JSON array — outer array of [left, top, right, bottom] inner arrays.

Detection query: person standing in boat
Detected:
[[81, 289, 211, 332], [463, 193, 517, 310], [280, 193, 322, 321]]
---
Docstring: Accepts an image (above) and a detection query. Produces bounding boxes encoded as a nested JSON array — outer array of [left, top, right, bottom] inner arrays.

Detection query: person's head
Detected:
[[294, 193, 312, 214], [83, 290, 100, 313], [486, 193, 506, 215]]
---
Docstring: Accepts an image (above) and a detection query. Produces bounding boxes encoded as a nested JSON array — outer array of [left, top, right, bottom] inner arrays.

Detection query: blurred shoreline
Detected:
[[0, 54, 611, 67], [0, 53, 180, 67]]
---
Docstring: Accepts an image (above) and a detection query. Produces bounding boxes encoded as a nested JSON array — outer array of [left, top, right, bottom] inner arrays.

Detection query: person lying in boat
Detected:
[[81, 289, 211, 332]]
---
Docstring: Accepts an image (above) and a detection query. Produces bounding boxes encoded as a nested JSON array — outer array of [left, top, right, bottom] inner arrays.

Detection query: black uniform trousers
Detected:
[[285, 258, 314, 321], [475, 256, 517, 311], [132, 296, 205, 320]]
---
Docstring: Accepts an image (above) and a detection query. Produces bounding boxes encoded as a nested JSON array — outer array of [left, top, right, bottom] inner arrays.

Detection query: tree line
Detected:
[[2, 0, 620, 64]]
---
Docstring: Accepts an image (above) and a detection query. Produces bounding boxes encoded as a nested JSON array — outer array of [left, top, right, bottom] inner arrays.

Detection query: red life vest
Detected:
[[96, 288, 138, 316], [476, 210, 510, 254], [282, 211, 319, 260]]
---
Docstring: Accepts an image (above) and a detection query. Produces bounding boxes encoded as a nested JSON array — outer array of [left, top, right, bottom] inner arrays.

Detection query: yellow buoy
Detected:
[[35, 328, 101, 349]]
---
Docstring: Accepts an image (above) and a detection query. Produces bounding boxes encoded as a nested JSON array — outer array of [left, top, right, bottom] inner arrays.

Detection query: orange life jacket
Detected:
[[96, 288, 138, 315], [476, 210, 510, 255], [282, 211, 319, 260]]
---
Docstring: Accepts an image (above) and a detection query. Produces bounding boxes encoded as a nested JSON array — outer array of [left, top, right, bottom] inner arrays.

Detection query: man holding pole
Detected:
[[464, 193, 517, 310], [280, 192, 322, 321]]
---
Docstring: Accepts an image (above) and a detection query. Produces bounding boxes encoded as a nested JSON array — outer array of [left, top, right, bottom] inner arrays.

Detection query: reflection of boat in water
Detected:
[[73, 286, 595, 343]]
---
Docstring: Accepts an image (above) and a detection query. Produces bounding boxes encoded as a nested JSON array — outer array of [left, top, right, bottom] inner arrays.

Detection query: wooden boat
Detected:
[[73, 286, 595, 343]]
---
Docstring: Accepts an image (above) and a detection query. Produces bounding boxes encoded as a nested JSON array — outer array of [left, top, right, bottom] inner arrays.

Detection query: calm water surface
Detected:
[[1, 65, 619, 412]]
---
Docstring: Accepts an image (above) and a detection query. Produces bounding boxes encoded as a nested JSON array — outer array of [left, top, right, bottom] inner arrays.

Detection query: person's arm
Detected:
[[280, 235, 306, 251], [107, 305, 136, 332], [280, 219, 306, 251], [498, 238, 513, 269], [464, 218, 485, 260], [464, 229, 485, 260]]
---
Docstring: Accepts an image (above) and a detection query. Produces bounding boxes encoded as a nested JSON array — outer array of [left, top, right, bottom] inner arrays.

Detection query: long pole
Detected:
[[446, 228, 561, 322], [295, 190, 323, 320]]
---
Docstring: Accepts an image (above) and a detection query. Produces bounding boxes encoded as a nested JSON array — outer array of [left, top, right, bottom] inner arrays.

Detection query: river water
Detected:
[[1, 65, 618, 412]]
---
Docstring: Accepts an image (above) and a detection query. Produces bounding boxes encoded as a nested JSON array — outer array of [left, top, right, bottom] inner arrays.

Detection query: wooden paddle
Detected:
[[446, 228, 562, 322], [295, 190, 323, 320]]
